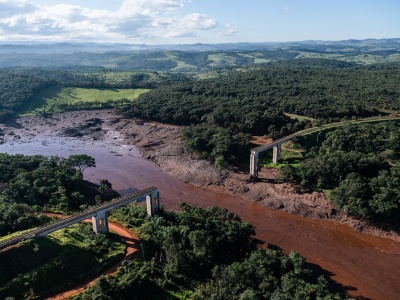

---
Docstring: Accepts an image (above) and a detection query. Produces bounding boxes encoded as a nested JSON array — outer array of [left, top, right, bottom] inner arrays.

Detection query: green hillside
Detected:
[[19, 87, 149, 115]]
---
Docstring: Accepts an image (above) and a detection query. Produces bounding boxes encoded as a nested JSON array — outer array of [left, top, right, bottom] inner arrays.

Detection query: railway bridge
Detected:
[[250, 116, 400, 179], [0, 186, 160, 250], [250, 128, 318, 179]]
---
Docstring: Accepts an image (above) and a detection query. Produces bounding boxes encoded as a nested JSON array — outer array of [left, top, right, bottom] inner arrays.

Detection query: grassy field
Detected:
[[94, 71, 136, 85], [284, 112, 316, 121], [259, 146, 304, 169], [19, 86, 149, 115], [297, 51, 400, 64], [208, 53, 237, 66]]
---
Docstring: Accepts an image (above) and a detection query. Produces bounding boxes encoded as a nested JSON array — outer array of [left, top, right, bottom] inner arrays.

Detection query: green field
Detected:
[[297, 51, 400, 64], [259, 146, 304, 169], [93, 71, 136, 85], [284, 112, 316, 121], [19, 86, 149, 115]]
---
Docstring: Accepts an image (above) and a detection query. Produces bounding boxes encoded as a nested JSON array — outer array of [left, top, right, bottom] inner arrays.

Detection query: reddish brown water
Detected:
[[1, 137, 400, 300]]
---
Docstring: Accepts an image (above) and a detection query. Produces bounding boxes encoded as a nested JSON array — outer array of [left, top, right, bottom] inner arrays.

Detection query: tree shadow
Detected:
[[256, 177, 276, 183], [3, 118, 24, 128], [17, 86, 62, 115], [123, 236, 141, 250], [364, 218, 400, 236], [306, 261, 373, 300]]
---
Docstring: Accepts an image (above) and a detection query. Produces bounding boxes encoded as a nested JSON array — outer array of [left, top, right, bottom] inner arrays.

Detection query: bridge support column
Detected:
[[92, 210, 109, 234], [250, 150, 259, 179], [272, 144, 281, 163], [146, 189, 160, 216]]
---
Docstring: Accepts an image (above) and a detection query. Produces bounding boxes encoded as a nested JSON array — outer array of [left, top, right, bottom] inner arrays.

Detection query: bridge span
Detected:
[[0, 186, 160, 251], [250, 128, 318, 179], [250, 116, 400, 179]]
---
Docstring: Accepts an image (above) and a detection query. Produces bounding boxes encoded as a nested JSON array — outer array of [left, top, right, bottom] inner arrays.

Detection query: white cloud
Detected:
[[218, 23, 238, 37], [165, 13, 217, 38], [0, 0, 218, 42], [0, 0, 37, 18]]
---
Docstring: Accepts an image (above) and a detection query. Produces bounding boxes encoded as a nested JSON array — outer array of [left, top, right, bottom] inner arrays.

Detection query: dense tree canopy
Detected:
[[122, 59, 400, 125], [120, 59, 400, 165], [0, 153, 107, 236], [0, 69, 106, 120], [281, 121, 400, 221]]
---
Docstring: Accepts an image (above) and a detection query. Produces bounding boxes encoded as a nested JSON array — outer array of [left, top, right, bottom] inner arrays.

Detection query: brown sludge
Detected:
[[1, 109, 399, 300]]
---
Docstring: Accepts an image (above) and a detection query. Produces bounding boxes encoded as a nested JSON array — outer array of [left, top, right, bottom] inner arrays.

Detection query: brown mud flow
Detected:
[[0, 110, 399, 300]]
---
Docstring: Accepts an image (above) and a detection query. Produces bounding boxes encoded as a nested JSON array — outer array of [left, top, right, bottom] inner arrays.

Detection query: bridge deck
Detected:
[[251, 127, 318, 154], [249, 116, 400, 178], [0, 186, 157, 250]]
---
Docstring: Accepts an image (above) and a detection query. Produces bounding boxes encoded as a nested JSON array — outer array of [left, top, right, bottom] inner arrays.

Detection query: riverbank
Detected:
[[0, 109, 398, 242], [1, 109, 400, 299]]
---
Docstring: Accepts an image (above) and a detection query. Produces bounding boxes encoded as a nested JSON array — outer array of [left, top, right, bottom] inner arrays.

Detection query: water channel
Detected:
[[1, 134, 399, 300]]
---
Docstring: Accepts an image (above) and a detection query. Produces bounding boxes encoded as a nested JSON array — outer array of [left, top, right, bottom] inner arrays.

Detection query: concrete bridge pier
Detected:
[[147, 189, 160, 216], [250, 150, 259, 179], [92, 210, 109, 234], [272, 144, 281, 163]]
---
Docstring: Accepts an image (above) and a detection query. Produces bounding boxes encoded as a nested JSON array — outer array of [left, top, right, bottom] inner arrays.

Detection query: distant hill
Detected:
[[0, 38, 399, 70], [1, 38, 399, 53]]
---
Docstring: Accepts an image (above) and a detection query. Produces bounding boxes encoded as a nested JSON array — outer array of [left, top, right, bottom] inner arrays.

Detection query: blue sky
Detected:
[[0, 0, 398, 44]]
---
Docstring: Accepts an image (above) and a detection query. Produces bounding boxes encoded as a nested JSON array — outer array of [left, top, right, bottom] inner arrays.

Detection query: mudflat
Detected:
[[1, 109, 399, 300]]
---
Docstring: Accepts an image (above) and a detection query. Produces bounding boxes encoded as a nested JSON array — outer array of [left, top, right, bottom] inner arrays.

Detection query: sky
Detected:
[[0, 0, 398, 44]]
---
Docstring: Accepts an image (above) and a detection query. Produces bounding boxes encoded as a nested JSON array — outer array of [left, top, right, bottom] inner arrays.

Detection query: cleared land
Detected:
[[19, 87, 149, 115]]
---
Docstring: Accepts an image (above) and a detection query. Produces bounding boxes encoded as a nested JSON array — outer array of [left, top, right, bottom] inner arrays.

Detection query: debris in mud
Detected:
[[62, 128, 83, 137], [1, 109, 399, 242], [59, 118, 104, 140]]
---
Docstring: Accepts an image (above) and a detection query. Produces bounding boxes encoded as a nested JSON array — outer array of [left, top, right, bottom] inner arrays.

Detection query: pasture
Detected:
[[19, 87, 149, 115]]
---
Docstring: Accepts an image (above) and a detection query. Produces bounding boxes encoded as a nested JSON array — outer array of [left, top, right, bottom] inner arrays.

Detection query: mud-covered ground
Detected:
[[0, 109, 398, 242]]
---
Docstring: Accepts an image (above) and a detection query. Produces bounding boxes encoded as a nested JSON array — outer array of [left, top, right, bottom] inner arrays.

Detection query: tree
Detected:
[[99, 179, 112, 192], [65, 154, 96, 177]]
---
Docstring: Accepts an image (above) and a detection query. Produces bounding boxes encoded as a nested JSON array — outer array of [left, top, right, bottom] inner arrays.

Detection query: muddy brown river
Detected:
[[1, 136, 399, 300]]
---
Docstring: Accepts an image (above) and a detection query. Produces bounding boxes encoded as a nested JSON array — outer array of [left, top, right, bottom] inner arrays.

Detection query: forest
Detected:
[[0, 68, 188, 121], [117, 57, 400, 225], [121, 59, 400, 165], [1, 46, 400, 298], [0, 153, 113, 237], [75, 203, 343, 300], [0, 69, 105, 121], [2, 57, 400, 224], [0, 152, 344, 299], [280, 121, 400, 221]]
